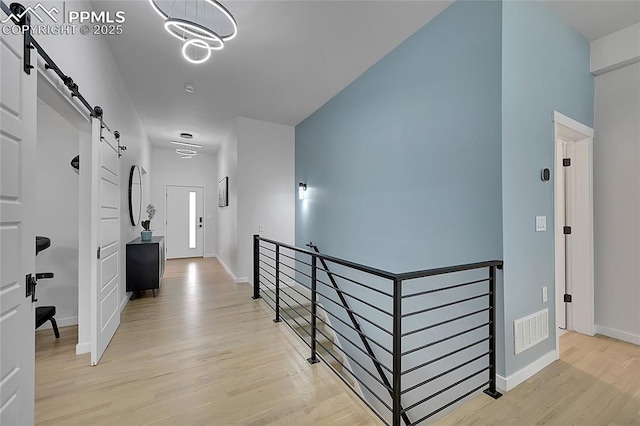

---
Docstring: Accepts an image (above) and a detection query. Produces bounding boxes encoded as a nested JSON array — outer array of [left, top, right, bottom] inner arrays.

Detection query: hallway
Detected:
[[35, 258, 378, 425]]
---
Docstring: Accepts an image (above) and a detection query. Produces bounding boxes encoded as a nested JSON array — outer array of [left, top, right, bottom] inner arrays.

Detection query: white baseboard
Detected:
[[120, 293, 130, 313], [37, 315, 77, 330], [76, 341, 90, 355], [496, 349, 557, 392], [215, 256, 247, 283], [596, 325, 640, 345]]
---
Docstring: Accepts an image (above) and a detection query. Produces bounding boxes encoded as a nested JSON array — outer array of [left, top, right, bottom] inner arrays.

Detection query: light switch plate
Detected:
[[542, 286, 548, 303], [536, 216, 547, 232], [258, 224, 264, 232]]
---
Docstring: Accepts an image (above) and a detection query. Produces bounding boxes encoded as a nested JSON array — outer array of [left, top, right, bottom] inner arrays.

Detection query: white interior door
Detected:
[[166, 186, 204, 259], [90, 117, 121, 365], [0, 28, 37, 425]]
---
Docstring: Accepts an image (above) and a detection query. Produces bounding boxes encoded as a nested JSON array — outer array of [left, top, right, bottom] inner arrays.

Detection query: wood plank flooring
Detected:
[[36, 257, 640, 425], [35, 258, 379, 425], [435, 332, 640, 425]]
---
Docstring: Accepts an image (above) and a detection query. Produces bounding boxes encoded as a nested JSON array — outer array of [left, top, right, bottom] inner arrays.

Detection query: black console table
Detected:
[[126, 236, 165, 297]]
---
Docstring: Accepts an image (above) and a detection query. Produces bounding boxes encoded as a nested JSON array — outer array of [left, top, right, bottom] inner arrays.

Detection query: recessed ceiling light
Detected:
[[176, 148, 197, 156], [171, 140, 202, 148], [180, 133, 193, 139], [185, 84, 195, 94]]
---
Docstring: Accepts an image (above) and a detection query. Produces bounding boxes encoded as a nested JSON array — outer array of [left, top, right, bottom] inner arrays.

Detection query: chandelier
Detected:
[[149, 0, 237, 64]]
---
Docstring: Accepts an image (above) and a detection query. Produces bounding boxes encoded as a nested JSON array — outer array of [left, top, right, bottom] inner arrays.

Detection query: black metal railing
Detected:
[[252, 235, 503, 426]]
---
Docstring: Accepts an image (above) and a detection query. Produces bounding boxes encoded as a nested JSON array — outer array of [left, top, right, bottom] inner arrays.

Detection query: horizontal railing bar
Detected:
[[402, 293, 490, 318], [314, 278, 393, 317], [314, 290, 393, 335], [402, 307, 490, 337], [278, 268, 312, 288], [278, 262, 313, 281], [317, 309, 394, 358], [259, 252, 277, 263], [277, 291, 313, 316], [276, 282, 313, 306], [402, 351, 490, 395], [402, 337, 489, 376], [315, 315, 394, 369], [402, 322, 490, 357], [312, 326, 393, 393], [258, 244, 276, 254], [395, 260, 503, 281], [257, 236, 398, 280], [409, 381, 490, 426], [261, 289, 394, 412], [279, 251, 314, 268], [258, 236, 502, 281], [401, 366, 491, 413], [402, 278, 489, 299], [258, 272, 276, 288], [318, 353, 392, 411], [314, 268, 394, 298], [259, 264, 276, 279], [258, 261, 276, 274]]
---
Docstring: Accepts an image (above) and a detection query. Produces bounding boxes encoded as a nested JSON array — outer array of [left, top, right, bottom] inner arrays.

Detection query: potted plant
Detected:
[[141, 204, 156, 241]]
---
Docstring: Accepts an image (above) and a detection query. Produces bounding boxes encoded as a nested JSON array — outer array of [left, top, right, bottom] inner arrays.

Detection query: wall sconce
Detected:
[[298, 182, 307, 200]]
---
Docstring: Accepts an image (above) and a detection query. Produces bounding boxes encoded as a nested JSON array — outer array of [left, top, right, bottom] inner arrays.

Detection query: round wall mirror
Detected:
[[129, 165, 142, 226]]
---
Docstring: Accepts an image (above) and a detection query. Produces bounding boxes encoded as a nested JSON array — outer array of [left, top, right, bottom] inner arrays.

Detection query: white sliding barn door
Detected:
[[0, 29, 37, 425], [90, 117, 121, 365]]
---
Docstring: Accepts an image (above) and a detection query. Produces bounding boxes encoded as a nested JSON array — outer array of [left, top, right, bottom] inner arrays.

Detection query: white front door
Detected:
[[166, 186, 204, 259], [0, 27, 37, 425], [90, 117, 121, 365]]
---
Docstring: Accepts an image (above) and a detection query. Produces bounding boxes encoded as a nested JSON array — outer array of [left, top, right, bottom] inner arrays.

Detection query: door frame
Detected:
[[553, 111, 595, 356], [164, 184, 206, 258]]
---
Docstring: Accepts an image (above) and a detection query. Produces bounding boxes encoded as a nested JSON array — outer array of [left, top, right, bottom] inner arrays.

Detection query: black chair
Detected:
[[35, 236, 60, 339]]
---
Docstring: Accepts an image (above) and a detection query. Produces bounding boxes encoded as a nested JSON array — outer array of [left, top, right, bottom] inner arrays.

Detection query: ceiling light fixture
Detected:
[[176, 148, 197, 156], [184, 84, 195, 93], [149, 0, 237, 65], [171, 140, 202, 148], [180, 132, 193, 139], [181, 156, 194, 159]]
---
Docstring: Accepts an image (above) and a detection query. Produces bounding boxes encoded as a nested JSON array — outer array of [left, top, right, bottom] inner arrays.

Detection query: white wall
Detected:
[[151, 148, 218, 257], [237, 117, 295, 283], [216, 122, 238, 277], [35, 100, 80, 327], [25, 0, 152, 349], [593, 61, 640, 344]]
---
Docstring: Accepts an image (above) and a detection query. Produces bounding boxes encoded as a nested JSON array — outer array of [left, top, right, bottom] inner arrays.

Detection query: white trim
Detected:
[[553, 111, 595, 356], [596, 325, 640, 346], [554, 111, 594, 137], [216, 255, 247, 283], [204, 253, 217, 258], [496, 350, 557, 392], [76, 341, 91, 355], [120, 292, 130, 313]]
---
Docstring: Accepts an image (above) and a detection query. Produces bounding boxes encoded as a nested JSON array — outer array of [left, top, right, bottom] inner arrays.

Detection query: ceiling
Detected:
[[91, 1, 640, 154]]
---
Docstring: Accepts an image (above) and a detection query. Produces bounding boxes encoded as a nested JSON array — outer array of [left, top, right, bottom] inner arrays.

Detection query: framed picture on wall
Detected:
[[218, 176, 229, 207]]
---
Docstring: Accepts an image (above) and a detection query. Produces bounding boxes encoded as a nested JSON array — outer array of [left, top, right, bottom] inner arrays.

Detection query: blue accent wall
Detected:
[[296, 0, 503, 274], [501, 1, 593, 375]]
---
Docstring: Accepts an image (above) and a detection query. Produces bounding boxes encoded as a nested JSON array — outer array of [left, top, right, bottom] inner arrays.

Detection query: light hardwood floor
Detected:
[[36, 258, 640, 425], [436, 332, 640, 425], [35, 258, 379, 425]]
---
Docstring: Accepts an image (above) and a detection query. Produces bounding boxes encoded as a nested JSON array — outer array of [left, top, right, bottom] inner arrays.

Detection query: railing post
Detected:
[[307, 255, 319, 364], [252, 234, 261, 300], [392, 278, 403, 426], [483, 265, 502, 399], [274, 245, 281, 322]]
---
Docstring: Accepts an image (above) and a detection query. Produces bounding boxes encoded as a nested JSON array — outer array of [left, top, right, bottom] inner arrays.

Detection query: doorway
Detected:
[[165, 185, 205, 259], [553, 111, 595, 350]]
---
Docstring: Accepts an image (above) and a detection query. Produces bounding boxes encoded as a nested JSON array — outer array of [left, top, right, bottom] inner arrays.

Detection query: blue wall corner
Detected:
[[501, 0, 594, 376]]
